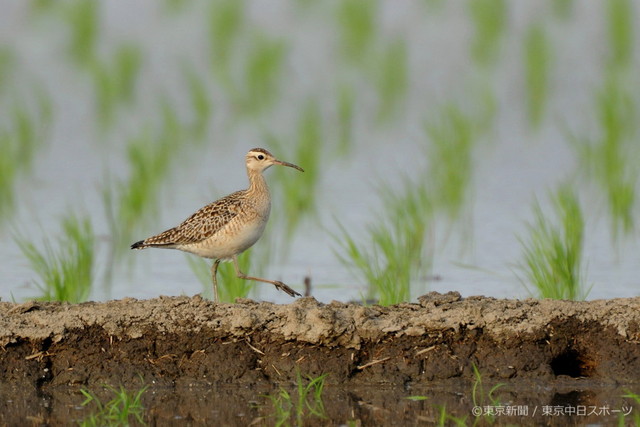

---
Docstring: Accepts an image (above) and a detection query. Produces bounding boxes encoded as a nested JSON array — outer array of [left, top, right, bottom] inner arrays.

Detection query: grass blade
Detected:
[[517, 185, 588, 300], [15, 215, 95, 303]]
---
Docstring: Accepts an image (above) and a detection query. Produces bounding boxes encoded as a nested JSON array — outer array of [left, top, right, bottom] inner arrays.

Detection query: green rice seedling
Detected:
[[378, 176, 433, 272], [621, 391, 640, 425], [112, 44, 142, 104], [12, 105, 40, 171], [117, 134, 171, 233], [92, 65, 118, 130], [467, 0, 507, 65], [523, 23, 551, 130], [517, 185, 589, 300], [183, 66, 213, 141], [103, 114, 182, 262], [185, 256, 214, 299], [406, 395, 429, 401], [0, 94, 51, 222], [79, 385, 148, 427], [263, 370, 328, 426], [374, 37, 408, 122], [334, 177, 433, 305], [0, 132, 18, 220], [605, 173, 636, 240], [264, 390, 291, 427], [432, 405, 468, 427], [208, 0, 245, 79], [15, 215, 95, 303], [241, 34, 287, 115], [186, 251, 254, 302], [424, 105, 476, 223], [294, 371, 327, 421], [273, 100, 322, 237], [606, 0, 633, 69], [216, 252, 255, 302], [593, 78, 636, 238], [160, 98, 184, 144], [336, 0, 377, 64], [471, 364, 505, 424], [91, 44, 142, 130], [0, 47, 14, 93], [336, 222, 410, 305], [575, 77, 637, 239], [64, 0, 99, 67], [336, 84, 355, 155]]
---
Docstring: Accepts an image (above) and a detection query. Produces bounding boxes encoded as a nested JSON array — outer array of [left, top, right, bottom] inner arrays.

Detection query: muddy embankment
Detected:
[[1, 292, 640, 424], [2, 291, 640, 387]]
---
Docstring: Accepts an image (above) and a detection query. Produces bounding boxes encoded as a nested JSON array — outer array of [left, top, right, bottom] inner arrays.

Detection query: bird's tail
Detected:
[[131, 227, 179, 250], [131, 240, 148, 250]]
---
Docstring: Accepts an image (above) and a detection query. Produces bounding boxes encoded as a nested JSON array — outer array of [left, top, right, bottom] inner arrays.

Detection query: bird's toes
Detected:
[[274, 281, 301, 298]]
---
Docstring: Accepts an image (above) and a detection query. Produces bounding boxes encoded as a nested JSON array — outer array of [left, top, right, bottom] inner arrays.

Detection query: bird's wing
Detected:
[[143, 191, 245, 246]]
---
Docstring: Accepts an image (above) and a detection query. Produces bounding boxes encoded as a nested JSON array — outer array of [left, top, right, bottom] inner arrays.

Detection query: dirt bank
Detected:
[[1, 292, 640, 390]]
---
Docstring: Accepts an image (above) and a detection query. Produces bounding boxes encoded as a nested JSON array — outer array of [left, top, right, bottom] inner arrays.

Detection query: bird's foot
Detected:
[[274, 281, 302, 298]]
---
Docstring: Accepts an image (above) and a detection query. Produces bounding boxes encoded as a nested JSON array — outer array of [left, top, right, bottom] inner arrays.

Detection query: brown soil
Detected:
[[2, 292, 640, 425]]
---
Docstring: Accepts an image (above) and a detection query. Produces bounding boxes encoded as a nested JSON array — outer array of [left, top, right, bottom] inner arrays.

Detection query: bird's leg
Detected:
[[232, 256, 301, 298], [211, 259, 221, 303]]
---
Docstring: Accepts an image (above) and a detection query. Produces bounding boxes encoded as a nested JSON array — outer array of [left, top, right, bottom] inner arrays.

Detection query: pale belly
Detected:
[[176, 216, 268, 260]]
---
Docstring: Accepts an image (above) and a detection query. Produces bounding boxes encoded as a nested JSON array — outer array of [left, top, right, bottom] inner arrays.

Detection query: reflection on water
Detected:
[[1, 383, 638, 426]]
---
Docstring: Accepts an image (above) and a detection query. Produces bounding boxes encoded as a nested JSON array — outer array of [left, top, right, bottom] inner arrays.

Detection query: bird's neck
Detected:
[[247, 169, 270, 196]]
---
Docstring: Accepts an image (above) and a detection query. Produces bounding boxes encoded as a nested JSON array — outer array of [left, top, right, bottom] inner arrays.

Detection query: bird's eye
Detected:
[[257, 154, 265, 160]]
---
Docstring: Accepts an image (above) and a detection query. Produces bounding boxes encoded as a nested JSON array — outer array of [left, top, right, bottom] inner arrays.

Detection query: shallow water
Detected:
[[1, 0, 639, 306], [1, 382, 638, 426]]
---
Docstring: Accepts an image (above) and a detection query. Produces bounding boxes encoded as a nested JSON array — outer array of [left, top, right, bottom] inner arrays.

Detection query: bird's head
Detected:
[[245, 148, 304, 173]]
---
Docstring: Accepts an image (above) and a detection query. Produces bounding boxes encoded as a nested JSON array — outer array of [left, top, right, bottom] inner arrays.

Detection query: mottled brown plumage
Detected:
[[133, 191, 243, 248], [131, 148, 304, 302]]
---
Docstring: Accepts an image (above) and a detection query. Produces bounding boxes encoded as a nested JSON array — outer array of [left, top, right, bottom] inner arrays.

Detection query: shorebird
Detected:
[[131, 148, 304, 302]]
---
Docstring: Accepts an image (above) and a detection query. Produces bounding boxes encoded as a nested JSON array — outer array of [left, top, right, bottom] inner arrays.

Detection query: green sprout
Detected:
[[263, 370, 328, 426], [517, 185, 589, 300], [335, 176, 433, 305], [336, 0, 377, 64], [79, 385, 148, 427], [186, 251, 254, 302], [468, 0, 507, 65], [16, 215, 95, 303], [523, 23, 551, 130]]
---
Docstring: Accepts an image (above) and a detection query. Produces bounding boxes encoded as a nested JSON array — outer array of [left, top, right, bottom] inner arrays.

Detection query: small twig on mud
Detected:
[[271, 364, 282, 376], [245, 340, 265, 355], [248, 417, 265, 426], [25, 351, 53, 361], [146, 354, 177, 365], [357, 357, 390, 370], [26, 416, 45, 424], [25, 352, 43, 360], [415, 346, 436, 356], [357, 400, 388, 413]]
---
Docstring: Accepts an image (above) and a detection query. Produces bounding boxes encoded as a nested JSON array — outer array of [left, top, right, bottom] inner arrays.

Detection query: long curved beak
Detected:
[[274, 159, 304, 172]]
